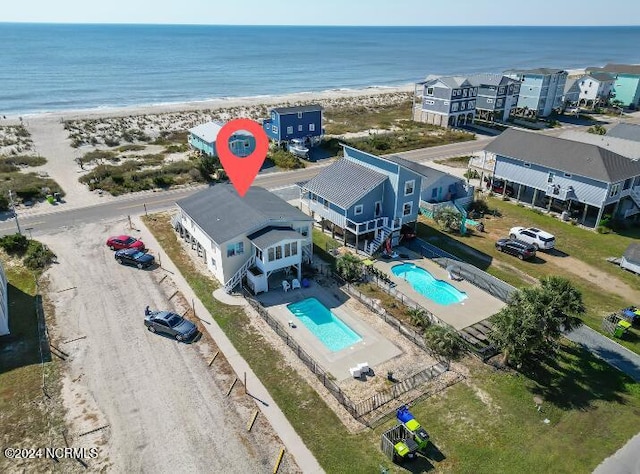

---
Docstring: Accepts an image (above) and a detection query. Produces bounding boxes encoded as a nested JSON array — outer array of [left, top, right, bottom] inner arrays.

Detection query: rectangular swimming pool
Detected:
[[287, 297, 362, 352], [392, 263, 467, 305]]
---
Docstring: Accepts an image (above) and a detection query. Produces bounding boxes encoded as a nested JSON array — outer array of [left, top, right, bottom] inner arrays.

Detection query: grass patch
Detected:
[[80, 149, 119, 164], [324, 100, 413, 135], [117, 144, 146, 152], [433, 155, 472, 168], [410, 347, 640, 473], [1, 155, 47, 167], [0, 258, 66, 473], [343, 128, 474, 156], [267, 148, 306, 169], [0, 172, 65, 204]]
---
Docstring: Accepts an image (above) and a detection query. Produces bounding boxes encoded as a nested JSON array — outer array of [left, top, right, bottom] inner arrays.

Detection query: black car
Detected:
[[114, 248, 155, 269], [495, 238, 536, 260], [144, 308, 198, 342]]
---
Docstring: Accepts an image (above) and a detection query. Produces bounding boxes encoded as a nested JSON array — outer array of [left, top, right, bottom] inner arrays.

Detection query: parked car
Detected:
[[491, 180, 514, 196], [144, 308, 198, 342], [495, 238, 537, 260], [509, 227, 555, 250], [114, 248, 155, 269], [106, 235, 145, 251]]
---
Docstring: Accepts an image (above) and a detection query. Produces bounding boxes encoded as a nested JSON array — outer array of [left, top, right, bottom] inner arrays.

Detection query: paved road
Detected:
[[593, 432, 640, 474], [565, 325, 640, 382]]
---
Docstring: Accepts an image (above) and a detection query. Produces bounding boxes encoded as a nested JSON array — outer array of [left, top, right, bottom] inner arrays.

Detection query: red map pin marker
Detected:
[[216, 118, 269, 197]]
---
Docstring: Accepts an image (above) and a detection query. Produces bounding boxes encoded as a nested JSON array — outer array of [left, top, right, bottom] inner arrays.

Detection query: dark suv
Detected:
[[495, 238, 536, 260]]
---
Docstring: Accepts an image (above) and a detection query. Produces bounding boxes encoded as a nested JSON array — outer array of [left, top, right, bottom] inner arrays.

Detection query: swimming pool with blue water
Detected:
[[392, 263, 467, 305], [287, 297, 362, 352]]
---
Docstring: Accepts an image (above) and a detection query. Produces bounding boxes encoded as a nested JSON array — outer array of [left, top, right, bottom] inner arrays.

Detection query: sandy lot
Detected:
[[40, 219, 297, 473]]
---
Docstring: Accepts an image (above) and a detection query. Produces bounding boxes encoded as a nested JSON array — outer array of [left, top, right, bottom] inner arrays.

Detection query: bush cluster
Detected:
[[268, 149, 305, 169], [0, 234, 57, 270]]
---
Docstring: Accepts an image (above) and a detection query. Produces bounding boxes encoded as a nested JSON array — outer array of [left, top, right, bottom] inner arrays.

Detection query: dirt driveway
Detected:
[[40, 220, 291, 473]]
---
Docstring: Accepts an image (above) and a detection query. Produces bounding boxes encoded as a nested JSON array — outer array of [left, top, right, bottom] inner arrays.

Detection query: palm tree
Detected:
[[433, 207, 462, 233], [424, 325, 463, 360], [335, 253, 363, 282], [407, 308, 430, 330]]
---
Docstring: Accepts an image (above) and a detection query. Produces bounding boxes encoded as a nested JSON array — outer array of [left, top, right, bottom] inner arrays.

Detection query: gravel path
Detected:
[[42, 220, 286, 473], [565, 325, 640, 382]]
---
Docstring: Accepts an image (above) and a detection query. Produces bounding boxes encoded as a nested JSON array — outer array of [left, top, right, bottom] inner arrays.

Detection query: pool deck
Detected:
[[257, 284, 402, 381], [374, 247, 506, 330]]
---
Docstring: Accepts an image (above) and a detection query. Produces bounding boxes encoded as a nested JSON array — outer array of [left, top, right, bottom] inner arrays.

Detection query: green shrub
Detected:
[[153, 175, 174, 187], [596, 225, 610, 234], [81, 149, 118, 163], [0, 233, 29, 255], [24, 241, 57, 270], [268, 149, 305, 169], [104, 137, 121, 147], [164, 143, 188, 153], [463, 169, 479, 179], [3, 155, 47, 167], [118, 144, 146, 152]]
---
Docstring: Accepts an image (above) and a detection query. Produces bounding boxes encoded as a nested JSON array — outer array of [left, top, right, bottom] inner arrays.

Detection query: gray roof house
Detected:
[[175, 185, 313, 294], [299, 145, 425, 254], [483, 129, 640, 227], [412, 76, 477, 128], [467, 74, 520, 122], [504, 68, 568, 118], [560, 130, 640, 160], [607, 123, 640, 143]]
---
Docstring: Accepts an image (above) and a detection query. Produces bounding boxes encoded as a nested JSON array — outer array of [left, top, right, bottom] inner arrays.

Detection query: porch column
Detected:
[[547, 196, 553, 212], [532, 189, 538, 208], [331, 223, 335, 239], [517, 184, 523, 203], [595, 206, 605, 228], [503, 180, 508, 198], [343, 229, 347, 246], [582, 204, 589, 224], [355, 232, 359, 255]]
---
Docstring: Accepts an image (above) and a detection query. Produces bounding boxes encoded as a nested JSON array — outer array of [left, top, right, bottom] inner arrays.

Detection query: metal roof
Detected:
[[176, 185, 311, 244], [560, 130, 640, 160], [383, 155, 449, 188], [484, 129, 640, 183], [301, 159, 388, 209], [271, 104, 323, 115], [247, 226, 304, 250], [607, 123, 640, 143], [466, 73, 515, 87], [504, 67, 566, 76], [188, 121, 251, 143]]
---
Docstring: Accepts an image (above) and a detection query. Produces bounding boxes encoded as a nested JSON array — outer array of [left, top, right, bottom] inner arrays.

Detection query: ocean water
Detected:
[[1, 23, 640, 115]]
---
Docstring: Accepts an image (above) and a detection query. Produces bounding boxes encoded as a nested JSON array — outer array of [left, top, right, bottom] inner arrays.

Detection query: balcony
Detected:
[[345, 216, 389, 235], [545, 184, 576, 201]]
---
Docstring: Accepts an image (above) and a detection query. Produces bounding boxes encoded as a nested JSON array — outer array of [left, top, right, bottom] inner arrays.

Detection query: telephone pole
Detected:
[[8, 190, 22, 235]]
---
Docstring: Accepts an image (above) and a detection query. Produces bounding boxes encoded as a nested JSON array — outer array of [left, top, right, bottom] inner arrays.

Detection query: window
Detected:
[[309, 123, 315, 132], [524, 162, 531, 168], [298, 125, 303, 132], [255, 249, 262, 261], [623, 178, 633, 190], [426, 87, 434, 96], [487, 98, 494, 104], [498, 86, 505, 95], [211, 257, 217, 269], [451, 102, 459, 112], [463, 89, 468, 98], [496, 98, 503, 107], [292, 242, 298, 255], [431, 188, 439, 199], [296, 226, 308, 237], [297, 112, 303, 119], [272, 125, 278, 133], [547, 172, 555, 183], [226, 242, 244, 257], [287, 126, 293, 134], [424, 99, 435, 105], [374, 201, 382, 217], [403, 202, 413, 216], [404, 180, 415, 196], [563, 172, 572, 178], [610, 183, 621, 197], [354, 204, 363, 215], [468, 100, 475, 108], [275, 246, 282, 260], [284, 243, 291, 258], [460, 102, 466, 110], [268, 248, 275, 262], [271, 112, 276, 120]]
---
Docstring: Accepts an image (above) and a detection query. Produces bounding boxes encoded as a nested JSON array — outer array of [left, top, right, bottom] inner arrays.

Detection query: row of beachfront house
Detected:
[[414, 63, 640, 127]]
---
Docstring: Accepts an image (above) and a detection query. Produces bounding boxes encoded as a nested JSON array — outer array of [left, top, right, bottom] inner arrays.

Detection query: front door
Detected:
[[374, 201, 382, 217]]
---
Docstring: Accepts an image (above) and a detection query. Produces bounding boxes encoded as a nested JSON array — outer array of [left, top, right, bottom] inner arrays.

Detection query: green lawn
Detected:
[[0, 262, 66, 474], [417, 197, 640, 354], [146, 213, 640, 473]]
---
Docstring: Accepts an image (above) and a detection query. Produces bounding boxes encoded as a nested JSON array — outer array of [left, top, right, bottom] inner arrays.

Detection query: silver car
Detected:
[[144, 307, 197, 342]]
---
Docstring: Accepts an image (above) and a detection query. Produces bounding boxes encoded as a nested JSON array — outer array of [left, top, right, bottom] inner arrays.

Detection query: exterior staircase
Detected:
[[366, 226, 393, 256], [224, 255, 256, 294], [453, 201, 468, 235]]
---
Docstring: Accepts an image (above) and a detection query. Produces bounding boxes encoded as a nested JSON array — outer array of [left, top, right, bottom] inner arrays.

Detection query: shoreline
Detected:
[[3, 83, 415, 122]]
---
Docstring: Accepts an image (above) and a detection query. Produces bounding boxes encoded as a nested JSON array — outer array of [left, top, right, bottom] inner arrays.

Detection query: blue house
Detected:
[[188, 121, 256, 158], [483, 129, 640, 227], [299, 145, 422, 255], [263, 104, 323, 145]]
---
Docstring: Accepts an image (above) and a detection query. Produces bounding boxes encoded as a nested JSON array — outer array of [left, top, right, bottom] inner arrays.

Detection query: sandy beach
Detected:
[[0, 85, 414, 215]]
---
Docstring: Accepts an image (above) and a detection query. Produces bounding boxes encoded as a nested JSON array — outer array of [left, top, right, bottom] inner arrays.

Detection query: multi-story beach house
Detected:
[[299, 144, 474, 254], [504, 68, 568, 118], [588, 64, 640, 109], [564, 71, 615, 108], [262, 104, 323, 145], [467, 73, 520, 122], [173, 185, 313, 294], [482, 129, 640, 228], [188, 121, 256, 158], [412, 76, 477, 128]]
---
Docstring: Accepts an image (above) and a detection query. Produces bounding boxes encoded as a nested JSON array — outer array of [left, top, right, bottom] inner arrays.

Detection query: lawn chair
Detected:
[[292, 278, 301, 290], [282, 280, 291, 292]]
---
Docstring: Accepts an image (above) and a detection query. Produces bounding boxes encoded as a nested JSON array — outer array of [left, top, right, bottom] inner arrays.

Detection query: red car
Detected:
[[106, 235, 145, 251]]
